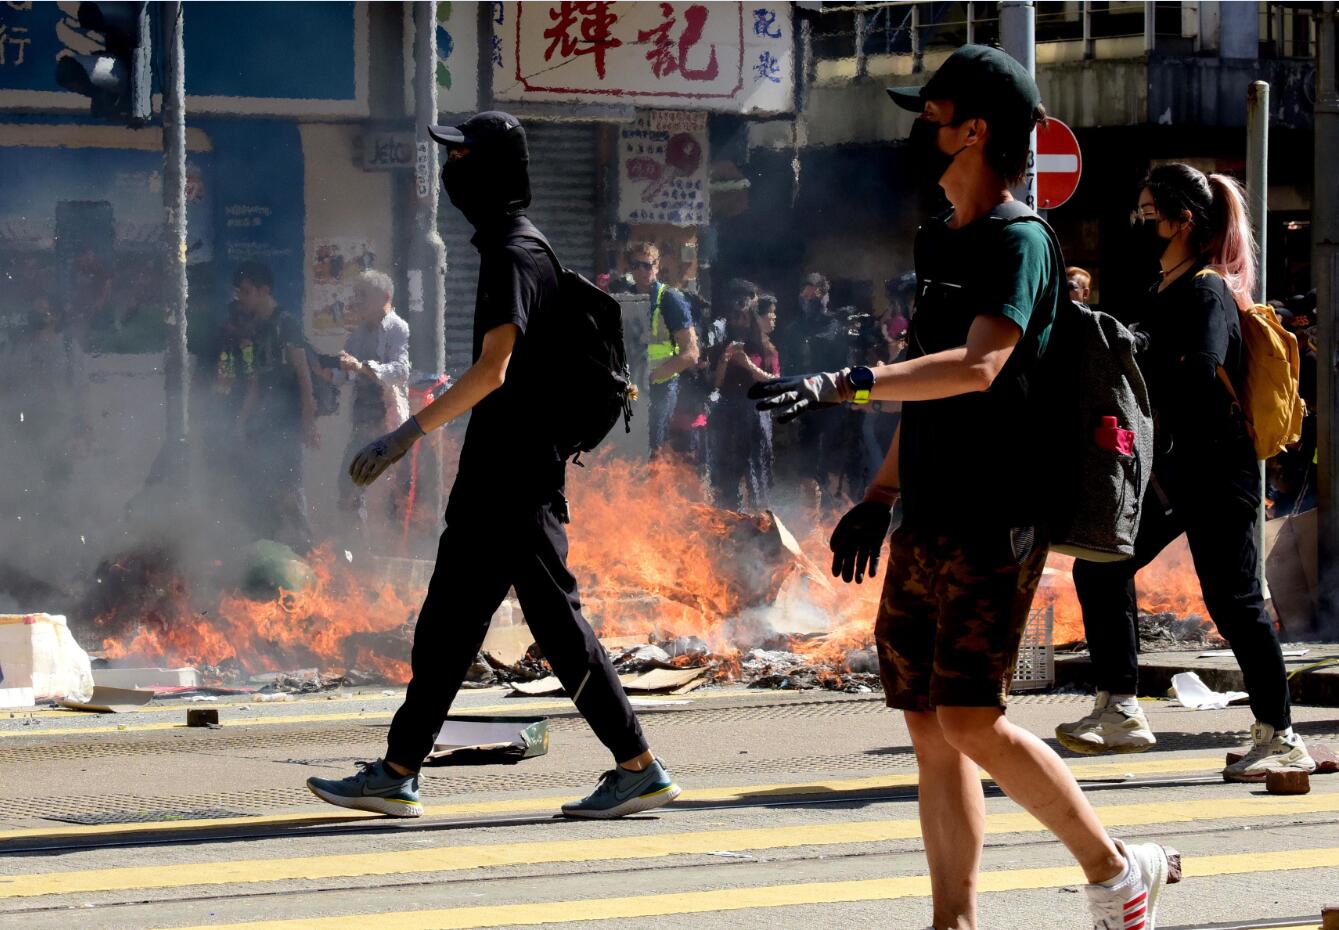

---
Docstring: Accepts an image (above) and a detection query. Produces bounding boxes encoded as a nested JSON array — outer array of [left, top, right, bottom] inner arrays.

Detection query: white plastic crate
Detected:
[[1011, 603, 1055, 692]]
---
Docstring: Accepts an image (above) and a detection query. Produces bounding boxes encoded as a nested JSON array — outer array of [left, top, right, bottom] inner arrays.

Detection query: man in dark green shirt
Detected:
[[750, 45, 1181, 930]]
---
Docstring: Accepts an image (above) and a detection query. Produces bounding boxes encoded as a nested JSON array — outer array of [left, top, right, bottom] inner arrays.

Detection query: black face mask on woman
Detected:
[[1133, 218, 1175, 263], [908, 117, 967, 188]]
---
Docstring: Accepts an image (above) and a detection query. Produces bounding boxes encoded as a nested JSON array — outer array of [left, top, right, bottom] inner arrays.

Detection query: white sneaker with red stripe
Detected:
[[1084, 839, 1181, 930]]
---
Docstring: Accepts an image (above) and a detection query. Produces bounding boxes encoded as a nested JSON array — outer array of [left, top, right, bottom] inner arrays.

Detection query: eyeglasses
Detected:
[[630, 260, 655, 271]]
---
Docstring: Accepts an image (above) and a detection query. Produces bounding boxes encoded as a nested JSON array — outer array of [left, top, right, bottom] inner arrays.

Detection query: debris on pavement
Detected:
[[59, 686, 154, 713], [426, 715, 549, 765], [186, 708, 220, 727], [1169, 671, 1249, 709], [1265, 768, 1311, 795]]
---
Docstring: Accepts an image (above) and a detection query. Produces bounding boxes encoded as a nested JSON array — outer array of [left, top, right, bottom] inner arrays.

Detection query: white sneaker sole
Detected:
[[561, 781, 682, 820], [307, 782, 424, 818], [1055, 728, 1156, 756], [1222, 759, 1318, 783]]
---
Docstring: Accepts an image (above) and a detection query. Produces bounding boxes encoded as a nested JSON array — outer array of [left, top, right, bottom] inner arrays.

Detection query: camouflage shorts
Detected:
[[875, 524, 1047, 711]]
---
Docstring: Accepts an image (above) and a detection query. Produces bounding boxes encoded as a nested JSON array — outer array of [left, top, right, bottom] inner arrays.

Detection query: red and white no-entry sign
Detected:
[[1036, 118, 1082, 210]]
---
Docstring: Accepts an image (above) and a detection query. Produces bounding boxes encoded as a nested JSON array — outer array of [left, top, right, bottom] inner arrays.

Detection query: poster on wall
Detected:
[[492, 2, 793, 113], [434, 2, 481, 113], [310, 237, 377, 334], [618, 111, 708, 227]]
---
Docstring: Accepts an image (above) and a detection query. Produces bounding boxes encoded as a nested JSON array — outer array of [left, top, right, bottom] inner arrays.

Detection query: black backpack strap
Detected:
[[508, 231, 564, 279]]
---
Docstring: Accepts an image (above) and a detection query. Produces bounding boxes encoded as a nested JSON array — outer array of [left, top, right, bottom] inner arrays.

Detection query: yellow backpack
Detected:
[[1198, 269, 1305, 460]]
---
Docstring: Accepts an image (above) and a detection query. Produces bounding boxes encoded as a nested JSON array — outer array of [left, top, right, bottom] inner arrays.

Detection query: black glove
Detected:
[[349, 416, 424, 488], [748, 369, 848, 423], [829, 500, 892, 584]]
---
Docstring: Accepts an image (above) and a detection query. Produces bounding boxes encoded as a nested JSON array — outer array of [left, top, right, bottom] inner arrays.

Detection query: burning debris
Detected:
[[60, 456, 1225, 694]]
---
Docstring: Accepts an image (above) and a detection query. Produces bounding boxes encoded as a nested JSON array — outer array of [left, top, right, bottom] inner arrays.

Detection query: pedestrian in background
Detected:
[[1059, 163, 1316, 783], [628, 241, 698, 457], [337, 269, 411, 549], [709, 287, 779, 511]]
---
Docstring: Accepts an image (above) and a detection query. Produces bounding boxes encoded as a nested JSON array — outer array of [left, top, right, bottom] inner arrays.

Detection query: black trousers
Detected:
[[1072, 458, 1291, 729], [386, 497, 649, 769]]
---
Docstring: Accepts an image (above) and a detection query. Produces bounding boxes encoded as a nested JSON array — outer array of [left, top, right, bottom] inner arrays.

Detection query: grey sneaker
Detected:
[[1222, 722, 1316, 782], [307, 759, 423, 817], [561, 758, 682, 819], [1057, 692, 1157, 755]]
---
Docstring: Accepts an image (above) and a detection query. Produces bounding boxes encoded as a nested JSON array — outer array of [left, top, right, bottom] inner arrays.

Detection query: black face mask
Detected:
[[908, 118, 965, 188], [440, 143, 531, 229], [1133, 218, 1174, 263]]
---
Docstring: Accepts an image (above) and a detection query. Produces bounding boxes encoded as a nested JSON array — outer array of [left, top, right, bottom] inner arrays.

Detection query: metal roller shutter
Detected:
[[438, 122, 600, 376]]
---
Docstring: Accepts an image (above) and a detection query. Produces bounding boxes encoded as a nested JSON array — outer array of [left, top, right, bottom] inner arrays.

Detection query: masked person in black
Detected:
[[307, 112, 680, 820], [751, 46, 1180, 930], [1058, 164, 1315, 782]]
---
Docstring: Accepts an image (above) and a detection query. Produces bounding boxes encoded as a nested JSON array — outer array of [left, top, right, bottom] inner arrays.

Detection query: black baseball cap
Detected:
[[427, 110, 527, 150], [887, 44, 1041, 122]]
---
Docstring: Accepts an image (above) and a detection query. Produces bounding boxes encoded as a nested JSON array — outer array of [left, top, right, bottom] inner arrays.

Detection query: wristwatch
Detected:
[[847, 365, 875, 405]]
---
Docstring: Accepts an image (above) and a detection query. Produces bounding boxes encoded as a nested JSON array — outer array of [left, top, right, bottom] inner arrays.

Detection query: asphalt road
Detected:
[[1, 686, 1336, 929]]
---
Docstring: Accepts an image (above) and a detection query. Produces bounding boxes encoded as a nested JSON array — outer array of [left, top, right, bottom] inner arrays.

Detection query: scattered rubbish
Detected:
[[187, 708, 220, 727], [1311, 744, 1339, 775], [242, 540, 315, 598], [665, 635, 709, 659], [844, 648, 879, 674], [59, 686, 154, 713], [480, 626, 535, 668], [1139, 611, 1217, 650], [1264, 768, 1311, 795], [706, 851, 757, 860], [0, 613, 95, 704], [510, 676, 566, 697], [1169, 671, 1248, 709], [344, 550, 353, 563], [254, 692, 292, 703], [623, 667, 709, 694], [185, 695, 219, 703], [93, 667, 200, 690], [381, 689, 396, 696], [425, 715, 549, 765]]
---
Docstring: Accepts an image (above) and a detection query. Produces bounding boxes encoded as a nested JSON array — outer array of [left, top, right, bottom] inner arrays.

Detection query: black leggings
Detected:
[[1072, 461, 1291, 730], [386, 499, 649, 769]]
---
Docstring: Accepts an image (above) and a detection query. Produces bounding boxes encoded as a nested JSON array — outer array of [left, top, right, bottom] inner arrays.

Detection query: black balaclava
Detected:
[[434, 111, 531, 230]]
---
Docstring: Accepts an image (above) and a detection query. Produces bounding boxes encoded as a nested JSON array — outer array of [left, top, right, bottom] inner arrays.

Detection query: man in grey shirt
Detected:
[[338, 269, 411, 543]]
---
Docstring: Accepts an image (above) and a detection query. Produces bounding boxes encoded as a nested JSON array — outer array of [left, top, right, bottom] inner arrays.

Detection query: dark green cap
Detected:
[[887, 44, 1042, 123]]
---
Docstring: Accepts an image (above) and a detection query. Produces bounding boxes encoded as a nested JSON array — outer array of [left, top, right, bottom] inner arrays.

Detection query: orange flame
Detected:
[[96, 453, 1216, 682]]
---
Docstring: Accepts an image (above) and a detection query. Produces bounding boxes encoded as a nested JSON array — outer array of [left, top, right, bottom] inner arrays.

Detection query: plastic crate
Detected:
[[1011, 603, 1055, 692]]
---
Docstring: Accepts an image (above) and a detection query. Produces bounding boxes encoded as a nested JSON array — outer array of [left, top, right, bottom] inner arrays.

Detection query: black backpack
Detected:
[[516, 234, 634, 461], [990, 202, 1153, 562]]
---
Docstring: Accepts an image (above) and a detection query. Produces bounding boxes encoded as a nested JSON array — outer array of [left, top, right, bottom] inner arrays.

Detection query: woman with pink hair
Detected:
[[1060, 164, 1315, 782]]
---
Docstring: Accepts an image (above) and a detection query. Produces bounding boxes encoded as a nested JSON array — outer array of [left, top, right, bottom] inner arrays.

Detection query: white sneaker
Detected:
[[1086, 839, 1181, 930], [1056, 692, 1157, 755], [1222, 722, 1316, 782]]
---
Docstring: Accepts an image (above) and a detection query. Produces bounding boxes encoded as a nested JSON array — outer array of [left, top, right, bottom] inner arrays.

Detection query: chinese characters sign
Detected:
[[618, 111, 708, 226], [495, 2, 792, 113]]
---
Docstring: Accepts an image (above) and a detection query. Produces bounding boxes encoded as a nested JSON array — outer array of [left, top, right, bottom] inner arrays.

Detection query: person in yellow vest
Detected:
[[628, 241, 699, 455]]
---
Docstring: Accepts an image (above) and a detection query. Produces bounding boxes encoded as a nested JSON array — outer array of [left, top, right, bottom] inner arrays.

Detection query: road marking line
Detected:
[[0, 755, 1233, 844], [149, 847, 1339, 930], [0, 688, 823, 737], [4, 789, 1335, 898]]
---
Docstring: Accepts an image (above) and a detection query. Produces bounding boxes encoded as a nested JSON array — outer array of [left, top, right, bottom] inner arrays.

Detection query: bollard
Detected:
[[1321, 905, 1339, 930]]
